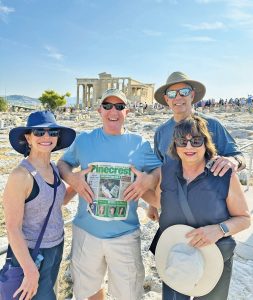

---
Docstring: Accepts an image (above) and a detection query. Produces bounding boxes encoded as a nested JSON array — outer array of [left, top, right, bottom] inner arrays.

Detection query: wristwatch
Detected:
[[234, 156, 242, 169], [219, 222, 230, 237]]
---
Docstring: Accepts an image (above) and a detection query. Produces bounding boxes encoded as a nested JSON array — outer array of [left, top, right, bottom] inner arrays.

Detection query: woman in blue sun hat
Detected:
[[3, 110, 76, 300]]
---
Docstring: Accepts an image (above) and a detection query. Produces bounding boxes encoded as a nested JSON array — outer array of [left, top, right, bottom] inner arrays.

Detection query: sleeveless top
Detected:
[[20, 159, 66, 249], [159, 161, 235, 245]]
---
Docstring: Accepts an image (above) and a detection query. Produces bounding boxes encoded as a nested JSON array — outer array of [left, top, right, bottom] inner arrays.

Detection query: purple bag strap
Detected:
[[7, 165, 58, 261]]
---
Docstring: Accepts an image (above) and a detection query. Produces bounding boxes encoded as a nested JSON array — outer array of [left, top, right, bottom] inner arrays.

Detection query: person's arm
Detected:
[[146, 205, 160, 221], [3, 167, 40, 300], [205, 116, 246, 176], [186, 173, 250, 248], [57, 160, 94, 203], [63, 185, 77, 205]]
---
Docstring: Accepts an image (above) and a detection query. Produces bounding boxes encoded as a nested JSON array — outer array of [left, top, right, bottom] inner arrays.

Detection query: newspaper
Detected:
[[87, 162, 134, 221]]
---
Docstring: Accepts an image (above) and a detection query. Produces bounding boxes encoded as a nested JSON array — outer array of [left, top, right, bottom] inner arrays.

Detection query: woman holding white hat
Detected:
[[2, 111, 76, 300], [147, 115, 250, 300]]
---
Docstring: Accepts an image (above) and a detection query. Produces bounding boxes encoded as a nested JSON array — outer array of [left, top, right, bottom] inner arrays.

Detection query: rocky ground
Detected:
[[0, 107, 253, 299]]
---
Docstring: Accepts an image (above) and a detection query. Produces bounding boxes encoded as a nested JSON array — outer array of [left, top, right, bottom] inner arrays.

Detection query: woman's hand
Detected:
[[13, 264, 40, 300], [186, 224, 224, 248], [147, 205, 159, 221]]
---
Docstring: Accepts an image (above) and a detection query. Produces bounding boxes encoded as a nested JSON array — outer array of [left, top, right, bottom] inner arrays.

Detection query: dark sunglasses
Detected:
[[32, 129, 60, 137], [174, 136, 204, 147], [101, 102, 126, 111], [166, 87, 192, 99]]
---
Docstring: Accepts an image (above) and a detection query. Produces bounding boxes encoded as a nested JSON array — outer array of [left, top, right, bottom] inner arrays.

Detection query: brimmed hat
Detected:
[[154, 71, 206, 106], [155, 225, 223, 297], [100, 88, 128, 105], [9, 110, 76, 155]]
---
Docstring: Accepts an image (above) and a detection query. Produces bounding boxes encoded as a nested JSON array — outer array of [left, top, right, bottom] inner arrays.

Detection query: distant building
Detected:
[[76, 72, 154, 108]]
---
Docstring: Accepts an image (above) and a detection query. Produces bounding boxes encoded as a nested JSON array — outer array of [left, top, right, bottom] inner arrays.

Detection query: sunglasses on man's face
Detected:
[[166, 87, 192, 99], [101, 102, 126, 111], [174, 136, 204, 147], [32, 129, 60, 137]]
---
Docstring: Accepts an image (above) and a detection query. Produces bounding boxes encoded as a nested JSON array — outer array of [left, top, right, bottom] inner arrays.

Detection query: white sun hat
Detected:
[[155, 224, 224, 297]]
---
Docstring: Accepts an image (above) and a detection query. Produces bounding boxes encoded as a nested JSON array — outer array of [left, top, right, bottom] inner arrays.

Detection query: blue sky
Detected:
[[0, 0, 253, 100]]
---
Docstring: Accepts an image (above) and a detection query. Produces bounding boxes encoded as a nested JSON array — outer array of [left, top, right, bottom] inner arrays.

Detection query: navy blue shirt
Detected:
[[154, 113, 242, 164], [159, 161, 235, 246]]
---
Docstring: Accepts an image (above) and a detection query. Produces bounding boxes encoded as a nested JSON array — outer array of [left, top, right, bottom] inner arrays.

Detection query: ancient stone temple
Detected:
[[76, 72, 154, 108]]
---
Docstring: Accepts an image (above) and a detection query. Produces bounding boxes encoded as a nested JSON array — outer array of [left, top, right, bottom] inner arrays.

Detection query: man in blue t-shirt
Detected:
[[58, 88, 161, 300], [148, 71, 245, 221]]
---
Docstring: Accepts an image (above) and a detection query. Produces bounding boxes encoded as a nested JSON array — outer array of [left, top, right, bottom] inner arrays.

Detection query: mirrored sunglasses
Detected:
[[32, 129, 60, 137], [101, 102, 126, 111], [174, 136, 204, 147], [166, 87, 192, 99]]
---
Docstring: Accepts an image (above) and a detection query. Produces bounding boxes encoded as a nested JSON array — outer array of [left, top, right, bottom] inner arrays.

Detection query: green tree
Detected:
[[39, 90, 70, 110], [0, 97, 8, 112]]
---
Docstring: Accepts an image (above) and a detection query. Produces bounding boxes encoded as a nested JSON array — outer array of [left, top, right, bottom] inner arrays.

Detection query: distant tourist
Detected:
[[3, 111, 76, 299]]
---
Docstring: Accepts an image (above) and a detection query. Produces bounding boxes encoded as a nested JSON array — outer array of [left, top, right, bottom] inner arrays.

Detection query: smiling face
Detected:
[[176, 133, 206, 165], [164, 83, 195, 122], [98, 96, 129, 135], [25, 129, 58, 155]]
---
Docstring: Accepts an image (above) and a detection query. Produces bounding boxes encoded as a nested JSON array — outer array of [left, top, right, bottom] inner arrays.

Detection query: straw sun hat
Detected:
[[154, 71, 206, 106], [155, 225, 223, 297]]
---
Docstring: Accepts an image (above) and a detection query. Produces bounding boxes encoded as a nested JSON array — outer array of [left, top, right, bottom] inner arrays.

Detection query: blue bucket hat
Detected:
[[9, 110, 76, 155]]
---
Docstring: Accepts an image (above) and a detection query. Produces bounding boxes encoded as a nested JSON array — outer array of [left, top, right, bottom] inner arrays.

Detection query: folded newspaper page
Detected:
[[87, 162, 134, 221]]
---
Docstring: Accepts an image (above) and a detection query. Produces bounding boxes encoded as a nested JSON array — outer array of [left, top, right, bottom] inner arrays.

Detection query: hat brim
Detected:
[[155, 225, 223, 297], [9, 125, 76, 155], [154, 80, 206, 106]]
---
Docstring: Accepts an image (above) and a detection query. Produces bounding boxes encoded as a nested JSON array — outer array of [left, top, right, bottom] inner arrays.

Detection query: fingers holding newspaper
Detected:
[[71, 166, 94, 203], [123, 166, 157, 202]]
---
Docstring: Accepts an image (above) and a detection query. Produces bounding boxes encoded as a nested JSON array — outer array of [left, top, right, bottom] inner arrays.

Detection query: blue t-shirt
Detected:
[[154, 113, 242, 164], [61, 128, 162, 238]]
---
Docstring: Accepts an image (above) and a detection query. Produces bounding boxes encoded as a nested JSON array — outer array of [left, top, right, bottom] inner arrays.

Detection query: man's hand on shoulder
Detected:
[[210, 155, 244, 177]]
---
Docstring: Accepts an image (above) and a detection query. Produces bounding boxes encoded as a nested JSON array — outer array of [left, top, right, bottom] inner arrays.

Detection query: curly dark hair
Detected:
[[169, 115, 217, 160]]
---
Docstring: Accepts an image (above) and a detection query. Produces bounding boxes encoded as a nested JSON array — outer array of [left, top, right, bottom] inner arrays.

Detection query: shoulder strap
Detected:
[[176, 177, 198, 226], [31, 166, 58, 260], [7, 165, 58, 261]]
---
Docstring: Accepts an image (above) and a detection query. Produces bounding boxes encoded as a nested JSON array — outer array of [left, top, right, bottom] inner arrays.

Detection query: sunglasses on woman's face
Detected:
[[166, 87, 192, 99], [32, 129, 60, 137], [174, 136, 204, 147], [101, 102, 126, 111]]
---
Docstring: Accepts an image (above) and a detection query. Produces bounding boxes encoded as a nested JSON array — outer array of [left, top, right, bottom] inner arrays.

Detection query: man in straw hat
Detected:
[[148, 71, 245, 221], [58, 88, 161, 300], [154, 71, 245, 171]]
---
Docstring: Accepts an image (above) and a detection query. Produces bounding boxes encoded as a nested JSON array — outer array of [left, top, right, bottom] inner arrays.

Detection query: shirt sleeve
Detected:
[[207, 118, 243, 157], [154, 129, 164, 162], [142, 140, 162, 173], [60, 136, 80, 168]]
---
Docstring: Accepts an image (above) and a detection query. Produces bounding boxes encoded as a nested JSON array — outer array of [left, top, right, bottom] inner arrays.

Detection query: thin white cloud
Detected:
[[44, 63, 75, 74], [183, 21, 225, 30], [229, 0, 253, 8], [195, 0, 221, 3], [225, 0, 253, 27], [44, 45, 64, 61], [0, 1, 15, 22], [142, 29, 163, 37], [183, 36, 216, 42]]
